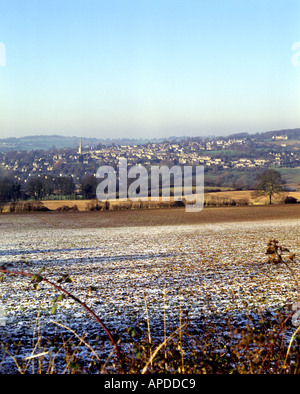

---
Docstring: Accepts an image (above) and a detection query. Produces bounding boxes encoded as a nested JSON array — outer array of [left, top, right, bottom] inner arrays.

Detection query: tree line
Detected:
[[0, 174, 99, 202], [0, 168, 295, 206]]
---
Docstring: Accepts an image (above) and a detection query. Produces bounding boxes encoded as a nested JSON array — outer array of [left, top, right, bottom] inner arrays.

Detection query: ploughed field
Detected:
[[1, 206, 300, 372]]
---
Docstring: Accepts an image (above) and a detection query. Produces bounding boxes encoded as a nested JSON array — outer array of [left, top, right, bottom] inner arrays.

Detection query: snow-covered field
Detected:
[[1, 214, 300, 371]]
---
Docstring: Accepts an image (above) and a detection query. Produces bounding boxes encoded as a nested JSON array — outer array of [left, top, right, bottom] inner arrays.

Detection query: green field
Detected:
[[273, 167, 300, 185]]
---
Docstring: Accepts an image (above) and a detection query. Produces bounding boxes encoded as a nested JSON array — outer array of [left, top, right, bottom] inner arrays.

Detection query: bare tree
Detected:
[[252, 169, 284, 204]]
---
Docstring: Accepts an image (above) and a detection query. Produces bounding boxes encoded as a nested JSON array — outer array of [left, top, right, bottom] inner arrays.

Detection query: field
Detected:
[[1, 206, 300, 373]]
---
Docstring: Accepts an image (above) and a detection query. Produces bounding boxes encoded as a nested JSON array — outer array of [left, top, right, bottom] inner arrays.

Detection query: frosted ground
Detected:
[[1, 214, 300, 370]]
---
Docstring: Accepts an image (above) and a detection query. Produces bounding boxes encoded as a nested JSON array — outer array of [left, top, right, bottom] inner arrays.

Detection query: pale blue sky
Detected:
[[0, 0, 299, 139]]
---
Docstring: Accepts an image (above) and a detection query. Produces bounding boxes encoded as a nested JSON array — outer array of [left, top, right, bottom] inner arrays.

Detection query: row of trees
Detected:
[[0, 175, 22, 202], [0, 174, 98, 202], [27, 176, 76, 200], [0, 169, 293, 205]]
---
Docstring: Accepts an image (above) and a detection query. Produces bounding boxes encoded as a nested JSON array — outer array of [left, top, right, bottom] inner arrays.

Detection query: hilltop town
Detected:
[[1, 128, 300, 192]]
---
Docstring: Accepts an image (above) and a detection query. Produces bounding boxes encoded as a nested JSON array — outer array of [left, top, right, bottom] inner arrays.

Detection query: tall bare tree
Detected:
[[252, 169, 284, 204]]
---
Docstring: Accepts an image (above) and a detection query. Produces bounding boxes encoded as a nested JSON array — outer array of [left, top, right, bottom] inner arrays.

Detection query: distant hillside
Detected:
[[0, 135, 94, 151], [0, 128, 300, 152], [0, 134, 184, 152], [227, 128, 300, 141]]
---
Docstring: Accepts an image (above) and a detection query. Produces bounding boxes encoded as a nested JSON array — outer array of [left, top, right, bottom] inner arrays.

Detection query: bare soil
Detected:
[[1, 203, 300, 229]]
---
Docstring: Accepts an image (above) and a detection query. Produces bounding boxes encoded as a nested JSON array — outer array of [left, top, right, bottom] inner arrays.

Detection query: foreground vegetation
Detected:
[[1, 238, 300, 374], [1, 304, 300, 374]]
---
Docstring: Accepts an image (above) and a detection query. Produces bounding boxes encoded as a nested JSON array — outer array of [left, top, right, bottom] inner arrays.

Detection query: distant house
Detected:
[[272, 135, 288, 140]]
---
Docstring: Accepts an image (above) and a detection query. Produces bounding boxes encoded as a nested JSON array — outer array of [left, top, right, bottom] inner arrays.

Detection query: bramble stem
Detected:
[[0, 268, 125, 373]]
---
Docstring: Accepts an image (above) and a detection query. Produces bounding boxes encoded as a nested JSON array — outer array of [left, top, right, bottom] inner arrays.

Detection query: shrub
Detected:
[[11, 201, 51, 212], [204, 197, 249, 207], [85, 200, 109, 211], [284, 196, 298, 204], [56, 205, 79, 212]]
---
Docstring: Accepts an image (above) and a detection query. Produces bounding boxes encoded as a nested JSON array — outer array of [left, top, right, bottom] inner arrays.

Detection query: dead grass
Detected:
[[42, 200, 88, 211]]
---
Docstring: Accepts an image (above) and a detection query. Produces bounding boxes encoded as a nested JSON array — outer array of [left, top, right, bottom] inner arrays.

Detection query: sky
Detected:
[[0, 0, 299, 140]]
